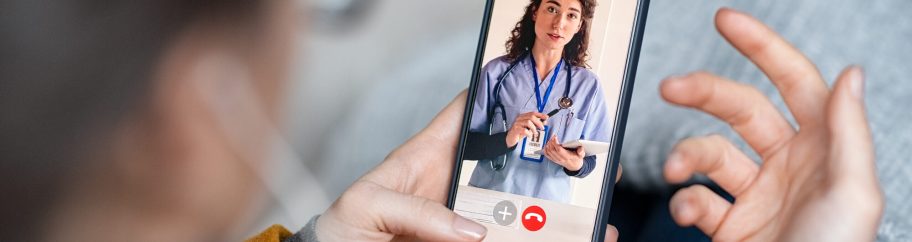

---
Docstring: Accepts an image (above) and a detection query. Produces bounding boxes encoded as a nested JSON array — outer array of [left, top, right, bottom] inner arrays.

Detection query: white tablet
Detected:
[[533, 140, 611, 157], [562, 140, 611, 156]]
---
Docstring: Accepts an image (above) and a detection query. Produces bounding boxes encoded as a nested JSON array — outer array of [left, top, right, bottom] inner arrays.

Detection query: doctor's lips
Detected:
[[546, 33, 563, 41]]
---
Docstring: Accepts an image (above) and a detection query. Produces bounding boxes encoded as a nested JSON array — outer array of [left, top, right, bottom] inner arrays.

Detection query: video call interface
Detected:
[[453, 0, 640, 241]]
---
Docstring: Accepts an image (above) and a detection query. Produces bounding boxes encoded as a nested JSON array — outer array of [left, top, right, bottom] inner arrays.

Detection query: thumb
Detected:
[[372, 186, 487, 241], [824, 66, 883, 237], [826, 66, 878, 188], [604, 224, 619, 242]]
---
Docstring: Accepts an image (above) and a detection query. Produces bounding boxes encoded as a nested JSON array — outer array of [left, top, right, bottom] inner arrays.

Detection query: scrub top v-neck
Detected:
[[466, 55, 614, 203]]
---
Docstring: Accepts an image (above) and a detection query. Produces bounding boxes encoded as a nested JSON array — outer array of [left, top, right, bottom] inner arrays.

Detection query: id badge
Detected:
[[519, 125, 550, 162]]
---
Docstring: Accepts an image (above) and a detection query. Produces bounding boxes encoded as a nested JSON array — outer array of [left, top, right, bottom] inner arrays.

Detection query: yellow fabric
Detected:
[[245, 224, 293, 242]]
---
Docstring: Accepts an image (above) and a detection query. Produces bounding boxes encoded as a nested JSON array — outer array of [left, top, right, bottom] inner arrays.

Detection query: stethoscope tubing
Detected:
[[487, 53, 573, 171], [490, 53, 572, 127]]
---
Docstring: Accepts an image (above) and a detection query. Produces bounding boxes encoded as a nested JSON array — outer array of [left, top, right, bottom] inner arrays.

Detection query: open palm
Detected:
[[660, 8, 883, 242]]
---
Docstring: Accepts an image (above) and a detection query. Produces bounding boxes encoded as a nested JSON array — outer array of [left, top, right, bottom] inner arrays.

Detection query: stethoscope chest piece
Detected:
[[558, 97, 573, 109]]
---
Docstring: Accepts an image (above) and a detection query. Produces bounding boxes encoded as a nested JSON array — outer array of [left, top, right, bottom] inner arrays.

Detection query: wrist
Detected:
[[314, 212, 341, 242], [565, 158, 583, 172], [563, 158, 586, 177], [505, 136, 518, 148], [316, 183, 375, 241]]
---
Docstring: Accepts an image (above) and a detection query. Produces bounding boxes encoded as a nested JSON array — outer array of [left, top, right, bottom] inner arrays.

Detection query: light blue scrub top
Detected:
[[468, 55, 613, 203]]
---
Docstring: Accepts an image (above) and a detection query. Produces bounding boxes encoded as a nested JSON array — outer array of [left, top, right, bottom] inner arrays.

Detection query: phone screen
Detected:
[[450, 0, 646, 241]]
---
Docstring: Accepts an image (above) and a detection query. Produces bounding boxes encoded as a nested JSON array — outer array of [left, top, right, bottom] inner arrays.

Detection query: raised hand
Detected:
[[661, 8, 883, 242]]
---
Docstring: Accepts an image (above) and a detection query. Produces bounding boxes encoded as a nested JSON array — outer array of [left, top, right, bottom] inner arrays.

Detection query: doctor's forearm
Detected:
[[463, 132, 515, 160], [564, 156, 596, 178]]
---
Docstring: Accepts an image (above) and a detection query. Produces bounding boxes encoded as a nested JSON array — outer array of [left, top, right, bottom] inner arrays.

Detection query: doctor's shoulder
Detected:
[[571, 65, 602, 90], [481, 55, 514, 76]]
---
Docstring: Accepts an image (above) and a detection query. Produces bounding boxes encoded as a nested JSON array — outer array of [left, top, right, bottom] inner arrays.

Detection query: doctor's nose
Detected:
[[551, 14, 567, 31]]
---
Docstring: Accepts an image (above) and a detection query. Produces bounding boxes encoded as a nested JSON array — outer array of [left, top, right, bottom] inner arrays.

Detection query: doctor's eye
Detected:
[[547, 6, 557, 14], [568, 13, 578, 20]]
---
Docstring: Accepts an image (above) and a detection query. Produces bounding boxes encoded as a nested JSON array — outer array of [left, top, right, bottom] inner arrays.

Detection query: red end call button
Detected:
[[521, 205, 546, 231]]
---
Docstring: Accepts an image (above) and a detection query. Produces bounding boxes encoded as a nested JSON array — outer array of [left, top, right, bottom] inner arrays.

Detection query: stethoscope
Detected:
[[488, 52, 574, 171]]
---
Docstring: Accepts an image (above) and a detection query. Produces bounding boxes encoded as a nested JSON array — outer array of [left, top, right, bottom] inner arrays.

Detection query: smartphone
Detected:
[[447, 0, 648, 241]]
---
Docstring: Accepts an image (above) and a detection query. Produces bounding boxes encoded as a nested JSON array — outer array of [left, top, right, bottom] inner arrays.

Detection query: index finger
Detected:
[[529, 117, 545, 130], [715, 8, 829, 126], [519, 112, 549, 127], [529, 112, 549, 122]]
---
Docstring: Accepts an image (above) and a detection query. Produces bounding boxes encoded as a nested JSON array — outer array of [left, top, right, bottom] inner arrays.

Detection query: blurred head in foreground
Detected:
[[0, 1, 298, 241]]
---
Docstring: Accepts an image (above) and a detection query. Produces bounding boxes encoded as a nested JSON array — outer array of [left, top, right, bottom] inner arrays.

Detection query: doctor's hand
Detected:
[[506, 112, 549, 147], [543, 136, 585, 172], [660, 8, 882, 242]]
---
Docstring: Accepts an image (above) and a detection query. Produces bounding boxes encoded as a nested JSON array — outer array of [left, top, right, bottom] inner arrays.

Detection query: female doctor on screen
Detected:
[[464, 0, 611, 203]]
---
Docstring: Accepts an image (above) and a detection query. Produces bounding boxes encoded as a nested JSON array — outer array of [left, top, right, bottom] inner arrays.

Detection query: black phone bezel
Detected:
[[446, 0, 650, 241]]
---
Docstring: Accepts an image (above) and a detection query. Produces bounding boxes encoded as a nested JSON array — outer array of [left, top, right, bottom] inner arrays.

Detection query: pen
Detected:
[[547, 108, 561, 117]]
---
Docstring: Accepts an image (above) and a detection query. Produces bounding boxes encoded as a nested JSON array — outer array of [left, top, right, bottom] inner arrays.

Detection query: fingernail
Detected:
[[660, 75, 690, 93], [667, 152, 683, 171], [662, 75, 684, 85], [672, 201, 691, 221], [453, 216, 486, 240], [848, 65, 865, 99], [605, 225, 619, 241]]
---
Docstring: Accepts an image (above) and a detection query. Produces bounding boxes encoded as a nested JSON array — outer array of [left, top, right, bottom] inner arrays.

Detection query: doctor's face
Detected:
[[532, 0, 583, 51]]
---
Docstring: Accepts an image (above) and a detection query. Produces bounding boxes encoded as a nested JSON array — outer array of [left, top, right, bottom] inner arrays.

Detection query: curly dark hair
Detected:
[[504, 0, 597, 67]]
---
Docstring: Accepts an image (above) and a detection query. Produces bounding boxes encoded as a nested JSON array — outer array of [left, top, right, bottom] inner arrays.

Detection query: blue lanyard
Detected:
[[530, 55, 562, 113]]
